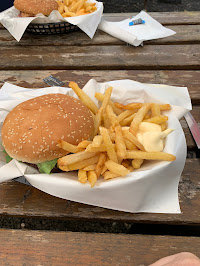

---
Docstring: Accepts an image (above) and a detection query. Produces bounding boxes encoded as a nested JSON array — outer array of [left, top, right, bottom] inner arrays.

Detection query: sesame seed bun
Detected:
[[14, 0, 58, 16], [2, 94, 94, 164]]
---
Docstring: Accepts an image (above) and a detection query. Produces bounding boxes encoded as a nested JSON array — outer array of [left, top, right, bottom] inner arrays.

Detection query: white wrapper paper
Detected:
[[0, 79, 192, 213], [0, 1, 103, 42], [98, 11, 176, 46]]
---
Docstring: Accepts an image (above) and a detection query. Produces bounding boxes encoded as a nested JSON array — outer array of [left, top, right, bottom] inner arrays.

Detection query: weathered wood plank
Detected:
[[0, 158, 199, 225], [0, 25, 199, 46], [0, 229, 199, 266], [0, 45, 199, 70], [0, 70, 199, 104], [103, 12, 200, 25], [0, 12, 200, 33]]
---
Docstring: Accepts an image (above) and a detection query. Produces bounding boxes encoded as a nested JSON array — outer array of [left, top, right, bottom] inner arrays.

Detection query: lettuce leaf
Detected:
[[36, 159, 58, 174], [2, 147, 13, 163], [2, 143, 57, 174]]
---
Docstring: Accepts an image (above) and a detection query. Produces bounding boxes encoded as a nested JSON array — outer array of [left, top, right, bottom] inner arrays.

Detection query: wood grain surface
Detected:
[[0, 158, 199, 225], [0, 12, 200, 251], [0, 45, 199, 70], [0, 12, 199, 30], [0, 25, 200, 46], [0, 229, 199, 266], [102, 12, 200, 25], [0, 70, 200, 92], [0, 70, 199, 103]]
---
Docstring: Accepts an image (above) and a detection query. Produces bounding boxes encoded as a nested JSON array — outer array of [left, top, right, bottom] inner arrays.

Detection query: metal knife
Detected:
[[184, 112, 200, 149]]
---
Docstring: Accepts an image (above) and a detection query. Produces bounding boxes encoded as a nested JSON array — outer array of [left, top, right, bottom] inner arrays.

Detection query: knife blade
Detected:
[[184, 112, 200, 149]]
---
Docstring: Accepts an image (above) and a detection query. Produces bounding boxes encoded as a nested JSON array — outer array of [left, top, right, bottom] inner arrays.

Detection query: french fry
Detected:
[[101, 87, 113, 113], [76, 9, 87, 15], [58, 165, 70, 172], [83, 164, 97, 171], [57, 139, 82, 153], [161, 122, 168, 131], [117, 109, 137, 122], [120, 113, 137, 126], [92, 135, 103, 147], [115, 102, 171, 111], [93, 108, 103, 137], [93, 86, 113, 136], [103, 112, 111, 129], [58, 3, 65, 14], [57, 0, 97, 17], [95, 152, 107, 178], [77, 0, 85, 11], [127, 166, 134, 172], [144, 115, 168, 124], [106, 105, 119, 128], [132, 159, 144, 169], [105, 160, 130, 176], [86, 143, 110, 153], [62, 11, 76, 17], [78, 169, 87, 184], [124, 139, 137, 150], [144, 112, 151, 120], [103, 171, 119, 180], [115, 102, 143, 110], [126, 151, 176, 161], [130, 103, 151, 135], [95, 92, 123, 115], [57, 151, 96, 166], [115, 125, 126, 160], [64, 5, 69, 12], [67, 154, 100, 171], [101, 165, 107, 175], [69, 81, 98, 114], [108, 131, 115, 142], [77, 140, 92, 149], [122, 159, 130, 168], [122, 129, 145, 151], [88, 170, 97, 187], [151, 103, 160, 117], [99, 127, 118, 163], [70, 0, 82, 12], [160, 104, 171, 111]]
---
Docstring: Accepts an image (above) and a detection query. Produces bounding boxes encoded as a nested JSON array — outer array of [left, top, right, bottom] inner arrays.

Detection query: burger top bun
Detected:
[[14, 0, 58, 16], [2, 94, 94, 164]]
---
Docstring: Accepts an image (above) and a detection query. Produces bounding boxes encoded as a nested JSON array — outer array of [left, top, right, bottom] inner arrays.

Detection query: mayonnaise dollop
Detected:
[[136, 122, 173, 152]]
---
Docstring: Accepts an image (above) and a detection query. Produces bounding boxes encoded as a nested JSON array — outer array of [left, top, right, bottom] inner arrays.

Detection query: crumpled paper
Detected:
[[0, 79, 192, 213], [0, 0, 103, 41], [98, 11, 176, 46]]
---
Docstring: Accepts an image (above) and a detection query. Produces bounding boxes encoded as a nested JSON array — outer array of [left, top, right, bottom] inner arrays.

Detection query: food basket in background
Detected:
[[26, 21, 79, 35]]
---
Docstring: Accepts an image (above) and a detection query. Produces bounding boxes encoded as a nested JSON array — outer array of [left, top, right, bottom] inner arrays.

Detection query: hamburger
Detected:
[[1, 93, 94, 174], [14, 0, 58, 17]]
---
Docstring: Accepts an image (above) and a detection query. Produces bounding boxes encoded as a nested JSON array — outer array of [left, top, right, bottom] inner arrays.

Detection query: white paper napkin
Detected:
[[98, 11, 176, 46], [0, 1, 103, 42], [0, 79, 192, 213]]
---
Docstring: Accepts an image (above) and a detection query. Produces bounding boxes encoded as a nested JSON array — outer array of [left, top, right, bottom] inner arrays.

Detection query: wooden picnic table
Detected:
[[0, 11, 200, 265]]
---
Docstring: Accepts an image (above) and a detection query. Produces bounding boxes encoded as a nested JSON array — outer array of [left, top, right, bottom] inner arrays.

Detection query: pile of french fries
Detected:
[[57, 81, 176, 187], [57, 0, 97, 17]]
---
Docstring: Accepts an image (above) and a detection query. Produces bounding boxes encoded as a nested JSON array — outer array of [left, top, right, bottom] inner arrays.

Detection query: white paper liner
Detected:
[[0, 79, 192, 213], [98, 11, 176, 46], [0, 1, 103, 41]]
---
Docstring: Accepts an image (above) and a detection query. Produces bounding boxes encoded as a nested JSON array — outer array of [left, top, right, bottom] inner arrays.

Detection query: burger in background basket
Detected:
[[14, 0, 97, 18], [14, 0, 58, 17]]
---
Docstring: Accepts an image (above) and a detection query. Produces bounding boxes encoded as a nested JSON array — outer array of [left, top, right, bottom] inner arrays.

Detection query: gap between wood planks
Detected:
[[0, 215, 200, 236]]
